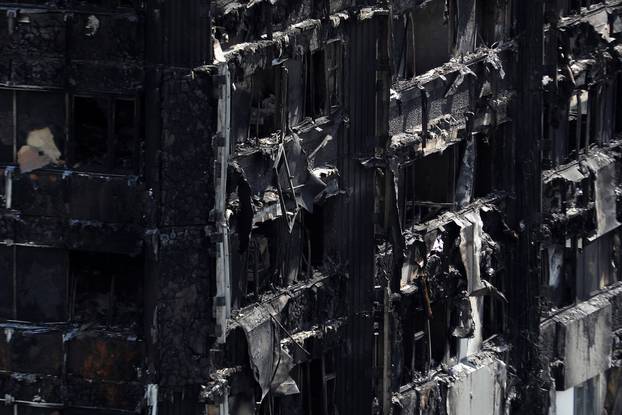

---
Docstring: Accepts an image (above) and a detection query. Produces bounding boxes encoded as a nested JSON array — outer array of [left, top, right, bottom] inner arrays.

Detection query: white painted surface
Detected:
[[555, 387, 574, 415]]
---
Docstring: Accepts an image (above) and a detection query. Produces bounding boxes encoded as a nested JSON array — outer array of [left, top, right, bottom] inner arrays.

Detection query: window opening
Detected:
[[70, 251, 144, 327], [73, 96, 109, 170]]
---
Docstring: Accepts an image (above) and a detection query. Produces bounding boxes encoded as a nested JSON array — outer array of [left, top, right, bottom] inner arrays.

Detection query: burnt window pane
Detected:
[[16, 246, 67, 322], [11, 329, 63, 375], [71, 252, 112, 322], [113, 99, 137, 172], [0, 245, 14, 319], [0, 90, 14, 163], [70, 251, 143, 327], [73, 96, 109, 171]]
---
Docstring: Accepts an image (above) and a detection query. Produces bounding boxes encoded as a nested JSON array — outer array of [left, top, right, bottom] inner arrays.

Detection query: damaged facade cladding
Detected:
[[540, 2, 622, 414], [0, 0, 621, 415]]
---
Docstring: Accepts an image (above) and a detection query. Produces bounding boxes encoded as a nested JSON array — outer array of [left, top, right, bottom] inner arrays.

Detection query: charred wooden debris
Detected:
[[0, 0, 622, 414]]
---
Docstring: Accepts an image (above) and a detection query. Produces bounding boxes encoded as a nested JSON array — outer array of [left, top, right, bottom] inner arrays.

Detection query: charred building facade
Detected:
[[0, 0, 621, 414]]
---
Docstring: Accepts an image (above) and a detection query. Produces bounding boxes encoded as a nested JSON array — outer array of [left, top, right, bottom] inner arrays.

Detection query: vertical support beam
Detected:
[[374, 6, 398, 415], [12, 245, 16, 320], [143, 1, 164, 388], [11, 90, 16, 164], [511, 0, 548, 411], [576, 90, 582, 156], [336, 15, 378, 415], [585, 88, 591, 152], [214, 64, 232, 344], [278, 65, 288, 142], [5, 166, 14, 210]]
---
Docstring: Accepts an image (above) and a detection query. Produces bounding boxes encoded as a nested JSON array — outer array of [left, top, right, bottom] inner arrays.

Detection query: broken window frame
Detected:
[[324, 40, 344, 113], [302, 40, 344, 121], [247, 65, 285, 140], [567, 88, 590, 160], [242, 230, 275, 304], [408, 305, 457, 376], [575, 229, 622, 302], [274, 143, 299, 232], [304, 49, 327, 120], [70, 93, 140, 173], [428, 301, 458, 368], [542, 243, 575, 308], [406, 306, 431, 376], [398, 143, 464, 227], [393, 11, 416, 80]]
